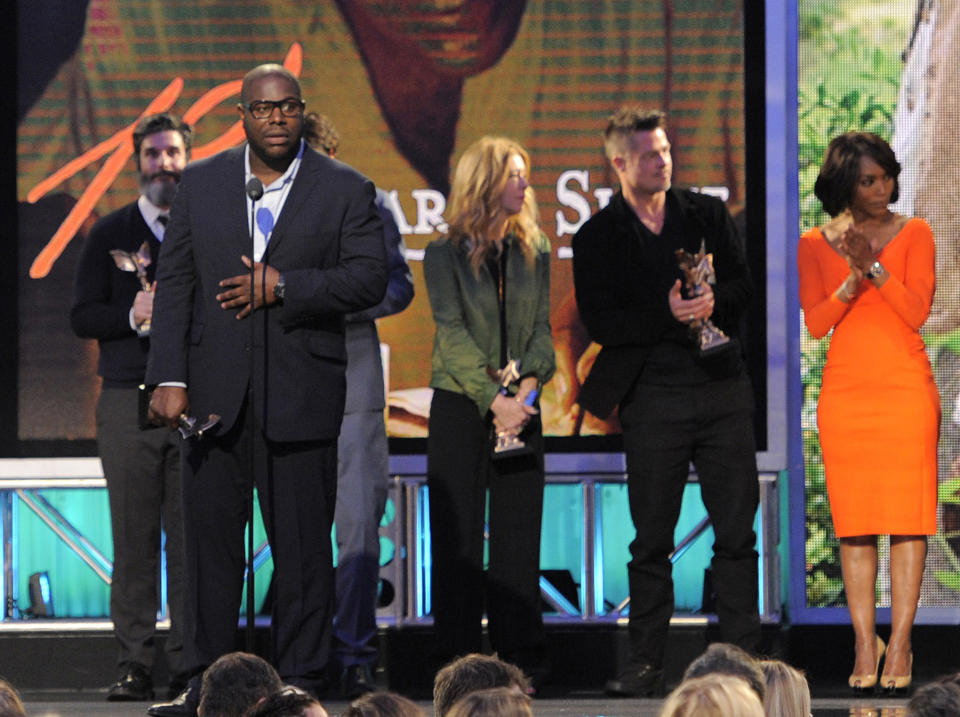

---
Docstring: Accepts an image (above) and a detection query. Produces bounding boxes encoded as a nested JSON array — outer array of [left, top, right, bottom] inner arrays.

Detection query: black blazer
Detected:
[[146, 144, 387, 441], [572, 189, 752, 418]]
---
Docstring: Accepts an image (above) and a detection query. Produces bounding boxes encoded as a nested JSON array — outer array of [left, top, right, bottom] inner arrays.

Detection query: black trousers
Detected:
[[426, 388, 546, 672], [619, 375, 760, 667], [97, 387, 183, 674], [179, 393, 337, 685]]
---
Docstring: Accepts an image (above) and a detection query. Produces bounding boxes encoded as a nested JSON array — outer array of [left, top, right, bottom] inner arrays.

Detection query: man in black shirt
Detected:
[[572, 107, 760, 697], [71, 112, 192, 701]]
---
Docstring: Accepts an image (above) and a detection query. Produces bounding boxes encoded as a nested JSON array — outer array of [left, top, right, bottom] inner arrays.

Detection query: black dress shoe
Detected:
[[147, 676, 200, 717], [107, 663, 154, 701], [604, 663, 664, 697], [341, 664, 377, 699]]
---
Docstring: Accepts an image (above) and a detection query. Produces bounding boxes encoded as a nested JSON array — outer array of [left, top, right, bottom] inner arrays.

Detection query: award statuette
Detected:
[[493, 359, 537, 456], [110, 241, 153, 332], [137, 384, 220, 439], [176, 412, 221, 440], [675, 240, 731, 356]]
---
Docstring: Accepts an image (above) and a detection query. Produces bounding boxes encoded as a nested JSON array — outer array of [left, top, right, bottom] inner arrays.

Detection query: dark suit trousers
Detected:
[[618, 375, 760, 667], [96, 387, 183, 674], [179, 393, 337, 682], [426, 388, 546, 673]]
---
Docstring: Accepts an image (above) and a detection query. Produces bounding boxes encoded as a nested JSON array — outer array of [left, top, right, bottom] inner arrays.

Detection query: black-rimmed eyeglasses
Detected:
[[245, 97, 305, 120]]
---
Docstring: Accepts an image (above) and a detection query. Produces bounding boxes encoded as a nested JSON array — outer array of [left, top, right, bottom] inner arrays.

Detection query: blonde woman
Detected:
[[424, 136, 555, 688], [759, 660, 811, 717], [658, 674, 765, 717]]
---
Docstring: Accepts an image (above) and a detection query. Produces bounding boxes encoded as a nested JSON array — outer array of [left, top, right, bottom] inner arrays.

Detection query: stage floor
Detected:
[[8, 622, 951, 717], [20, 694, 912, 717]]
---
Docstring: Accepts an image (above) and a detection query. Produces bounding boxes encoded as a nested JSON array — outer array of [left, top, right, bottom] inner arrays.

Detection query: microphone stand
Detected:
[[244, 177, 263, 653]]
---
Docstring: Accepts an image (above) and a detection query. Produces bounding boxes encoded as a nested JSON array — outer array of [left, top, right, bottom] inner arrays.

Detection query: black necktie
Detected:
[[157, 215, 169, 226]]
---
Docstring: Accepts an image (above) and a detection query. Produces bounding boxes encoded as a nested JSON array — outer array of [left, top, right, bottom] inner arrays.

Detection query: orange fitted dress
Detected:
[[798, 218, 939, 537]]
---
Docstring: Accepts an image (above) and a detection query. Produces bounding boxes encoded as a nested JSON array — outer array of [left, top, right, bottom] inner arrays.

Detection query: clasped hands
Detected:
[[829, 214, 880, 301], [837, 224, 875, 279], [668, 279, 714, 325], [216, 255, 281, 319], [491, 376, 539, 438]]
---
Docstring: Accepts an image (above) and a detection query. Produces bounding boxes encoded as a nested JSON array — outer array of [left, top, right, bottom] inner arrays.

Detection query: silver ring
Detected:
[[688, 313, 695, 321]]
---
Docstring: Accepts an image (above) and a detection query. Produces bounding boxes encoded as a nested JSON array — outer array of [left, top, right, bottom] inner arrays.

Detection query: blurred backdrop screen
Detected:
[[15, 0, 762, 450]]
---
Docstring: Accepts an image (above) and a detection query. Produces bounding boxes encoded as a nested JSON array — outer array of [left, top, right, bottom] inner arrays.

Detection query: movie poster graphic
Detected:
[[17, 0, 748, 441]]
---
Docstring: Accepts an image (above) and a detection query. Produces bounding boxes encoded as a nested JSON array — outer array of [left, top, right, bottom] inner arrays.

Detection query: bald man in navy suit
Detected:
[[146, 64, 386, 716]]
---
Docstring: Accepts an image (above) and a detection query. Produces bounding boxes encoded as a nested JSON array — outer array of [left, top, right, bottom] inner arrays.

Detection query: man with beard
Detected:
[[71, 112, 192, 701]]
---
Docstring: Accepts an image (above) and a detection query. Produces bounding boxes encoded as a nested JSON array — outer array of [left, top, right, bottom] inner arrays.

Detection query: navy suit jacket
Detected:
[[146, 143, 387, 442]]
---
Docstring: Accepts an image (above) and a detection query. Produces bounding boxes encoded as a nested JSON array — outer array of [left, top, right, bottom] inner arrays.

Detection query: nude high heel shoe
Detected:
[[880, 650, 913, 695], [848, 634, 885, 694]]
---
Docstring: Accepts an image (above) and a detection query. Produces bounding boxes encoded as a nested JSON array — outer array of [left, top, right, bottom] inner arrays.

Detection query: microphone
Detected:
[[246, 177, 264, 201], [243, 175, 263, 652]]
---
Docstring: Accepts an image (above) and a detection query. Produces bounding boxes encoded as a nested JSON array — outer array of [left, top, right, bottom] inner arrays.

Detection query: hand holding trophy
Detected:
[[110, 241, 153, 332], [140, 384, 220, 440], [492, 359, 538, 456], [675, 240, 731, 356]]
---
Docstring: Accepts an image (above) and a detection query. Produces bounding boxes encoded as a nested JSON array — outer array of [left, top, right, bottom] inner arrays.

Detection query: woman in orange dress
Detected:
[[798, 132, 938, 695]]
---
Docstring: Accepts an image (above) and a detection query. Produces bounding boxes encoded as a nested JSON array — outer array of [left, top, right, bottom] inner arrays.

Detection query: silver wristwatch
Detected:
[[867, 260, 885, 280], [274, 274, 286, 304]]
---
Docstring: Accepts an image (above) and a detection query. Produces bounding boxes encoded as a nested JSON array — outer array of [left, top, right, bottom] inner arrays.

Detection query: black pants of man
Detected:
[[96, 387, 183, 676], [426, 388, 546, 674], [179, 393, 337, 690], [618, 375, 760, 668]]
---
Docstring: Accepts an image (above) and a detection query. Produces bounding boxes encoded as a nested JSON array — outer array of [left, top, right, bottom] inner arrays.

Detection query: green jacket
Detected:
[[424, 232, 556, 418]]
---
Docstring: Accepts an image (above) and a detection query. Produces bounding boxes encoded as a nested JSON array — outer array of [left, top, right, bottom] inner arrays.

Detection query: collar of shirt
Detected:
[[244, 139, 305, 262], [137, 194, 170, 241]]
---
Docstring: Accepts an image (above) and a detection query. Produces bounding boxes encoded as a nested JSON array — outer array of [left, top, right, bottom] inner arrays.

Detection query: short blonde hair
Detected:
[[759, 660, 811, 717], [446, 136, 541, 273], [446, 687, 532, 717], [659, 674, 765, 717]]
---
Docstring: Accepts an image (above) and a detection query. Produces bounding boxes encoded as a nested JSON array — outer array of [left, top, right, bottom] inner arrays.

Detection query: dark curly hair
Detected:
[[813, 132, 900, 217]]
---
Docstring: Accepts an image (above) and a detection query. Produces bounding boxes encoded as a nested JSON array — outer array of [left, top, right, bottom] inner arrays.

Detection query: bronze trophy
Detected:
[[110, 241, 153, 333], [675, 240, 731, 356], [492, 359, 535, 456]]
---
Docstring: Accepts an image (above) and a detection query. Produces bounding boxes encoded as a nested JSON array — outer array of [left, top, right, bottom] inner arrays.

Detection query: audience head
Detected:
[[446, 687, 532, 717], [433, 654, 530, 717], [813, 131, 901, 217], [243, 686, 327, 717], [198, 652, 284, 717], [758, 660, 811, 717], [941, 671, 960, 688], [0, 678, 25, 717], [682, 643, 765, 702], [303, 112, 340, 158], [341, 690, 427, 717], [907, 679, 960, 717], [659, 674, 764, 717]]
